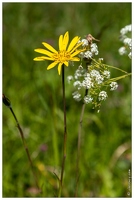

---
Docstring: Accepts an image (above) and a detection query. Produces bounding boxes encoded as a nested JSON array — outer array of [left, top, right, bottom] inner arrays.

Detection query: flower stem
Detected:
[[75, 89, 88, 197], [75, 60, 91, 197], [92, 58, 131, 74], [10, 108, 40, 190], [3, 94, 40, 192], [58, 65, 67, 197]]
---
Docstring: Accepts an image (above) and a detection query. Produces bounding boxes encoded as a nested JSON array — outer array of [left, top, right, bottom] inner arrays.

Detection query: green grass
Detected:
[[3, 2, 131, 197]]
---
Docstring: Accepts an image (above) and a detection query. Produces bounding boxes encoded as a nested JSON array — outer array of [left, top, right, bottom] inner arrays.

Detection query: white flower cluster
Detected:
[[90, 69, 104, 84], [98, 91, 108, 101], [67, 62, 118, 109], [118, 24, 132, 59], [79, 39, 99, 59], [67, 34, 120, 110], [81, 39, 89, 47], [84, 95, 93, 104], [72, 91, 81, 101], [67, 75, 73, 83], [110, 82, 118, 91]]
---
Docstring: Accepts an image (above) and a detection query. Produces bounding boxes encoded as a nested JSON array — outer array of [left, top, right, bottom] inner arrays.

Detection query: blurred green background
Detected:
[[3, 2, 131, 197]]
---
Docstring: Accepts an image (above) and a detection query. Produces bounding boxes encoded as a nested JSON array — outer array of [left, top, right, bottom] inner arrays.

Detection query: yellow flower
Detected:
[[34, 31, 84, 75]]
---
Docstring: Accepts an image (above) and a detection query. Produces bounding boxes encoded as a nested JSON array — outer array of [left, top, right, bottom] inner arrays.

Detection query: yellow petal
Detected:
[[47, 61, 58, 70], [64, 61, 69, 67], [70, 50, 83, 57], [67, 36, 80, 52], [70, 57, 80, 61], [34, 56, 54, 61], [34, 48, 53, 57], [62, 31, 69, 50], [42, 42, 57, 53], [58, 63, 62, 75], [59, 34, 63, 51], [70, 42, 84, 54], [33, 56, 46, 61]]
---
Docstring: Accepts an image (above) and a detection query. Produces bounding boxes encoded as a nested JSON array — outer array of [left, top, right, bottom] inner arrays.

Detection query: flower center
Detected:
[[53, 50, 70, 63]]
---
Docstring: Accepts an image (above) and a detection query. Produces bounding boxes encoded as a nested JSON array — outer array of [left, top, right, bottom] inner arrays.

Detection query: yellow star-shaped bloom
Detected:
[[34, 31, 85, 75]]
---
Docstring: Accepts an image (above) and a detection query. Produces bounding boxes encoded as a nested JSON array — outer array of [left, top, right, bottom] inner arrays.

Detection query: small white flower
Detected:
[[84, 50, 93, 59], [84, 95, 93, 104], [79, 52, 84, 58], [82, 77, 92, 89], [128, 52, 132, 59], [85, 72, 90, 78], [91, 43, 99, 55], [90, 70, 104, 84], [123, 38, 132, 47], [73, 81, 82, 90], [74, 69, 82, 79], [110, 82, 118, 91], [98, 58, 104, 62], [98, 91, 108, 101], [103, 70, 110, 79], [120, 28, 127, 35], [81, 39, 89, 47], [119, 24, 131, 59], [90, 69, 100, 77], [96, 75, 104, 84], [67, 75, 73, 83], [72, 91, 81, 101], [118, 47, 127, 55], [74, 68, 86, 79], [78, 64, 83, 69], [120, 24, 132, 35], [126, 24, 132, 32]]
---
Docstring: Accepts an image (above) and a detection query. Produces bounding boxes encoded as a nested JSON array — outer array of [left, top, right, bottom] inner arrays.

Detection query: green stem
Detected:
[[75, 60, 90, 197], [75, 102, 85, 196], [10, 108, 40, 188], [92, 58, 132, 74], [58, 65, 67, 197], [103, 73, 132, 86], [75, 89, 88, 197], [3, 94, 40, 191]]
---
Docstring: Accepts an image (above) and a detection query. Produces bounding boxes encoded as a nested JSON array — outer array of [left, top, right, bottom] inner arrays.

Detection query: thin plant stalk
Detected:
[[75, 89, 88, 197], [92, 58, 132, 74], [75, 60, 91, 197], [3, 94, 40, 191], [58, 65, 67, 197]]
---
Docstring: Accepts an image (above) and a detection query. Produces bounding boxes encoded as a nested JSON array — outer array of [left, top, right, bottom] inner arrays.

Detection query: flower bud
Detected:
[[2, 94, 11, 107]]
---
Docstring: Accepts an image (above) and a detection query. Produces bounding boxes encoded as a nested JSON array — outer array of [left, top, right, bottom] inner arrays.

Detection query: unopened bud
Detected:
[[2, 94, 11, 107]]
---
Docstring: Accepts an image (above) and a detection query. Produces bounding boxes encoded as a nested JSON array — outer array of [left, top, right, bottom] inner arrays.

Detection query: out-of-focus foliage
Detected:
[[3, 3, 131, 197]]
